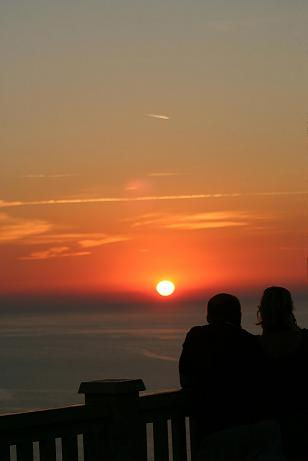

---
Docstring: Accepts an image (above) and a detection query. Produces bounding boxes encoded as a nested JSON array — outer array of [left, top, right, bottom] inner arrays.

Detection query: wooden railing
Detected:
[[0, 379, 196, 461]]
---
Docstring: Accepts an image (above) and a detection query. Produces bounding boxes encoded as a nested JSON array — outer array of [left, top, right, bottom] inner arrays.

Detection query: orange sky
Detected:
[[1, 1, 307, 296]]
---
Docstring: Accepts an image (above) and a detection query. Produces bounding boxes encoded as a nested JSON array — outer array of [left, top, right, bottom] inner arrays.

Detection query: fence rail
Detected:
[[0, 379, 195, 461]]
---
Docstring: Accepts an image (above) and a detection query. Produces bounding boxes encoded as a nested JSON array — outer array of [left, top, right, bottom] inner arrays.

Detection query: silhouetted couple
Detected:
[[179, 287, 308, 461]]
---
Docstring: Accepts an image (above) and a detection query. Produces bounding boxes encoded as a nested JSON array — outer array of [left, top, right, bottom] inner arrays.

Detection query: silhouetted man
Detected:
[[179, 293, 261, 436]]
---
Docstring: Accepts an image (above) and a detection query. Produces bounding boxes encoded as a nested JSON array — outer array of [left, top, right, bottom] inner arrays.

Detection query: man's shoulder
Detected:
[[183, 325, 209, 343], [186, 324, 210, 336], [186, 325, 254, 336], [184, 325, 257, 346]]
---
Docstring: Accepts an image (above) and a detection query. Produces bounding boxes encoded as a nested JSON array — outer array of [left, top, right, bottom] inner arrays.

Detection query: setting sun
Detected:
[[156, 280, 175, 297]]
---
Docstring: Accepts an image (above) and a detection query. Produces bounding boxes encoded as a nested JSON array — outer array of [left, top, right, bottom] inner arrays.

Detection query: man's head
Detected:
[[207, 293, 241, 326]]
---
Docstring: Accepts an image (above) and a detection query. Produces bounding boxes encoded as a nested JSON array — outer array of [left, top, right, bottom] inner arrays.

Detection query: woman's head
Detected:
[[257, 286, 296, 331]]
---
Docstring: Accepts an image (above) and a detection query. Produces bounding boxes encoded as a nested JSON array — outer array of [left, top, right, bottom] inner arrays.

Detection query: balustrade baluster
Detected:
[[172, 416, 187, 461], [62, 434, 79, 461], [0, 443, 10, 461], [83, 424, 106, 461], [153, 419, 169, 461], [189, 417, 198, 461], [39, 438, 56, 461], [16, 441, 33, 461]]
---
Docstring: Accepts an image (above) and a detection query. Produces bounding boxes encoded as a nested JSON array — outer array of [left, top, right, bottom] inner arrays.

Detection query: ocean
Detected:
[[0, 292, 307, 414]]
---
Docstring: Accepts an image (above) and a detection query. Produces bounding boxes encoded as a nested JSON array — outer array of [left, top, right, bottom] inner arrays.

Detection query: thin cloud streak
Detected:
[[78, 236, 130, 248], [0, 191, 307, 209], [22, 174, 79, 179], [19, 236, 128, 260], [20, 246, 91, 261], [131, 211, 250, 231], [166, 221, 247, 230], [147, 172, 181, 177], [26, 233, 129, 246], [0, 194, 240, 208], [145, 113, 170, 120], [141, 349, 177, 362]]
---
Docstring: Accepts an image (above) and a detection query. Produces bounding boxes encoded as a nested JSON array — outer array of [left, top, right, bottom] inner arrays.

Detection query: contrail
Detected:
[[0, 194, 240, 209], [146, 113, 170, 120], [0, 191, 307, 209]]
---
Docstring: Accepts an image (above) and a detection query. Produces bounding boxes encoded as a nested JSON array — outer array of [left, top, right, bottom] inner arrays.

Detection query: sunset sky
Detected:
[[1, 0, 307, 296]]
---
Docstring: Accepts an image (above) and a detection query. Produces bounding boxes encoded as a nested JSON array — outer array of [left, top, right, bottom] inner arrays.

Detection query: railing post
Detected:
[[79, 379, 147, 461]]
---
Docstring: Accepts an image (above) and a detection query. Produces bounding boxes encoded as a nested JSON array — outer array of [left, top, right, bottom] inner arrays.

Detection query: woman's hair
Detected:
[[257, 286, 296, 331]]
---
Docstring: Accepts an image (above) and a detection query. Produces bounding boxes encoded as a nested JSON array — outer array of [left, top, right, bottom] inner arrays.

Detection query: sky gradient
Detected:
[[1, 0, 307, 296]]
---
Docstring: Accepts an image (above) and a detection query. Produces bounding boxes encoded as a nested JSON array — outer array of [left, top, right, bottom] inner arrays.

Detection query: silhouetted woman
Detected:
[[257, 286, 308, 460]]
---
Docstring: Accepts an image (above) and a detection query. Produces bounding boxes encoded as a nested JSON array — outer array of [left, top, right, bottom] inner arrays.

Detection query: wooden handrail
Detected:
[[0, 405, 102, 431], [140, 389, 187, 422]]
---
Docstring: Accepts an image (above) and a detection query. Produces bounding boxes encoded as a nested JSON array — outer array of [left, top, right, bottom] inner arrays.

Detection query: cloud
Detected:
[[1, 190, 307, 210], [19, 232, 129, 260], [25, 232, 130, 247], [22, 174, 79, 179], [20, 246, 91, 261], [0, 211, 130, 262], [18, 232, 129, 260], [141, 349, 177, 362], [166, 220, 246, 230], [0, 193, 240, 209], [147, 172, 181, 177], [0, 213, 52, 243], [26, 233, 94, 245], [165, 212, 249, 230], [78, 235, 130, 248], [131, 211, 250, 231], [145, 113, 170, 120]]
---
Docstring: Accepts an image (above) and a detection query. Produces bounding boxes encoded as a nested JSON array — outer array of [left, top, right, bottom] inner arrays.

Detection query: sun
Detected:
[[156, 280, 175, 297]]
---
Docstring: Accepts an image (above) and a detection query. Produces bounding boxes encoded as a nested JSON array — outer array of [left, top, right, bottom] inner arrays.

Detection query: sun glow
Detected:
[[156, 280, 175, 297]]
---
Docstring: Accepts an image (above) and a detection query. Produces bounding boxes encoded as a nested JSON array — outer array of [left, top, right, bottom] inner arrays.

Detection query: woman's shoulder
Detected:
[[257, 328, 305, 359]]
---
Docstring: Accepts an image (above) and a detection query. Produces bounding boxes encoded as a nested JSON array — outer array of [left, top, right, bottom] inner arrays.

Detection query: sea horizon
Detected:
[[0, 289, 307, 415]]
